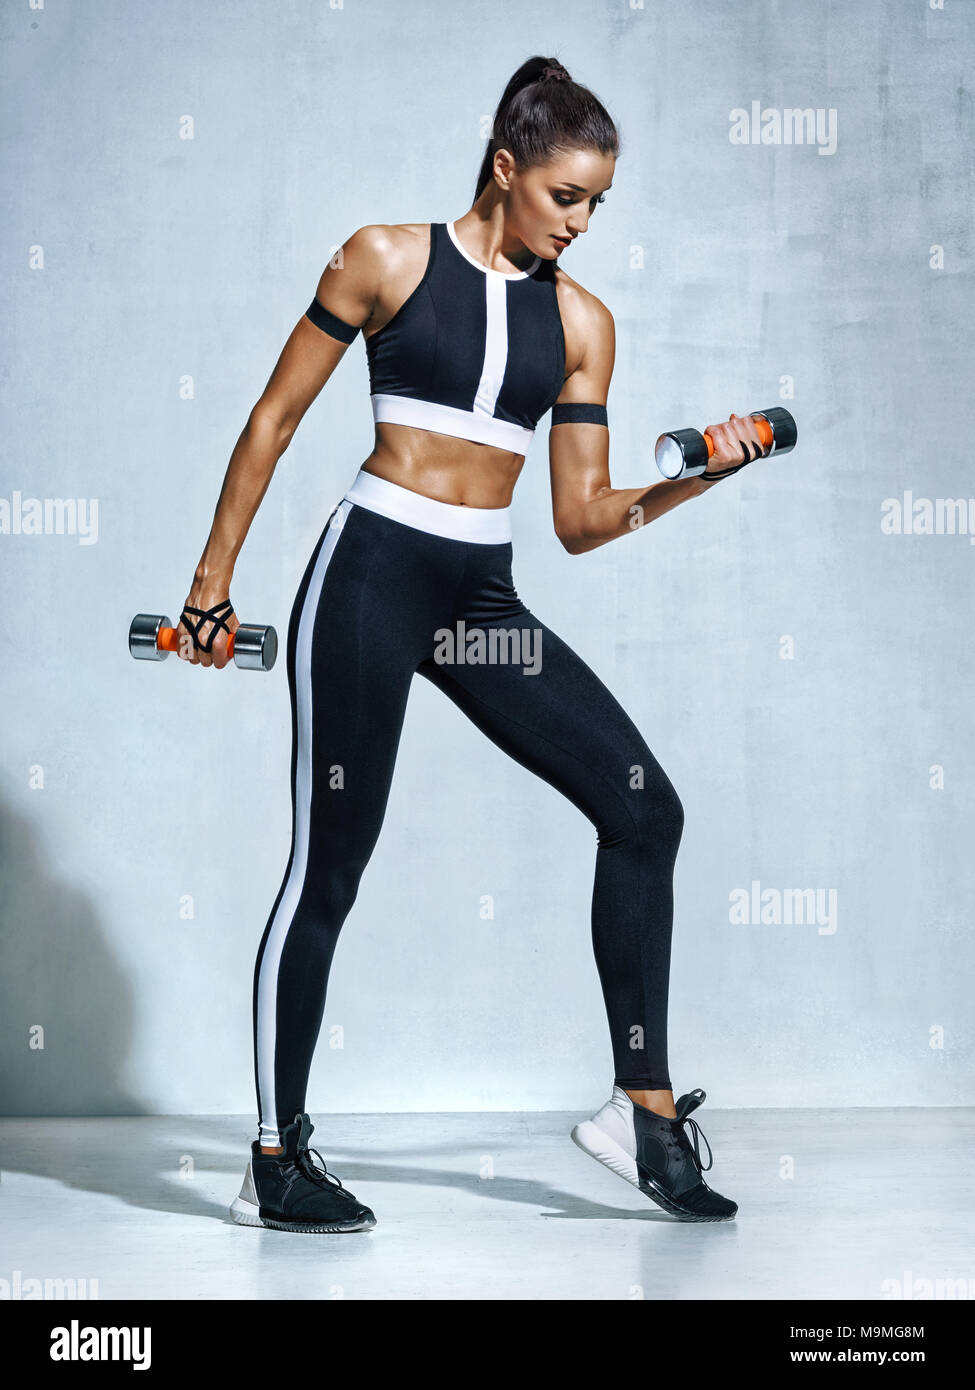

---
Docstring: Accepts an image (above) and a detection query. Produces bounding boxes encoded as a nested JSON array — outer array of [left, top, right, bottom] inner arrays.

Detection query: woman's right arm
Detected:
[[177, 225, 384, 666]]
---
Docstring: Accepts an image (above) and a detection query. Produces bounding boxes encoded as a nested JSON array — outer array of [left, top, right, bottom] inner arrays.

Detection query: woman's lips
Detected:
[[552, 235, 573, 249]]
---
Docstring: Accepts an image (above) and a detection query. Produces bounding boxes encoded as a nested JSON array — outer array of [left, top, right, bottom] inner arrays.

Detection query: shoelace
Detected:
[[296, 1146, 355, 1198], [672, 1115, 714, 1173]]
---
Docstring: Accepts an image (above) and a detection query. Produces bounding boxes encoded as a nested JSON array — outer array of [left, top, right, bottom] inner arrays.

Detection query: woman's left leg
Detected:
[[417, 604, 684, 1093], [417, 556, 737, 1221]]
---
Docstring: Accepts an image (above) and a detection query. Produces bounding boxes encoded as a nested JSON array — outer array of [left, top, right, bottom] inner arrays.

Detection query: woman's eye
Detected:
[[591, 194, 606, 207]]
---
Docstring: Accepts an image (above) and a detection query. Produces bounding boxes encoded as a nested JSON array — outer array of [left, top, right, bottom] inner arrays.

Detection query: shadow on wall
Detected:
[[0, 796, 147, 1118]]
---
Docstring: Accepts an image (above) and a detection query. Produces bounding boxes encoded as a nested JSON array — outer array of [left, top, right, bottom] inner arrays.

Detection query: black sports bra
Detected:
[[306, 221, 608, 451]]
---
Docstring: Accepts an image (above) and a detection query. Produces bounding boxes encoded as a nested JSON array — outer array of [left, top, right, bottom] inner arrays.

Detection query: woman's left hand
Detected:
[[700, 412, 768, 483]]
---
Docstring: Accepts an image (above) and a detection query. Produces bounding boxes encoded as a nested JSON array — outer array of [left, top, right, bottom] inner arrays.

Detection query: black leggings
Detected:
[[253, 470, 684, 1144]]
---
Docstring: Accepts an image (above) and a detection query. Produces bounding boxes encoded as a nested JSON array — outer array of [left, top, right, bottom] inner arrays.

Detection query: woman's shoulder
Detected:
[[342, 222, 431, 264], [327, 225, 431, 306], [553, 265, 615, 341]]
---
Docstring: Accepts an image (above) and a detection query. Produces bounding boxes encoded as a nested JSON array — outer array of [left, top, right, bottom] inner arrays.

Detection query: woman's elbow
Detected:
[[249, 404, 297, 454], [553, 519, 588, 555]]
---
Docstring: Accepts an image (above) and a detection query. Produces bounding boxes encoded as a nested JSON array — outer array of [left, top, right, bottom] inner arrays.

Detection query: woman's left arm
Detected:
[[549, 288, 764, 555]]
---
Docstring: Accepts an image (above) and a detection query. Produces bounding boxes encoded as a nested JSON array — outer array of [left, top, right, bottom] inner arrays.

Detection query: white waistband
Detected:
[[343, 469, 512, 544]]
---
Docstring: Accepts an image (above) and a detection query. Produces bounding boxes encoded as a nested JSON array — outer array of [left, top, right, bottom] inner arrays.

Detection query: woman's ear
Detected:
[[492, 147, 516, 190]]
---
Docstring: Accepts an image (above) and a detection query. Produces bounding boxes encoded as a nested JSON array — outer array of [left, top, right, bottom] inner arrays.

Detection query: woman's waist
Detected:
[[343, 465, 514, 545], [365, 423, 525, 506]]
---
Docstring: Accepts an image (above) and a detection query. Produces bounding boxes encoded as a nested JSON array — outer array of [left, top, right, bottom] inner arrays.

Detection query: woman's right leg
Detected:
[[251, 498, 433, 1147]]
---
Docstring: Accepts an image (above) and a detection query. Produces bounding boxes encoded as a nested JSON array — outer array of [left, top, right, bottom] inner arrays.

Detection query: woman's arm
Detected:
[[548, 286, 765, 556], [176, 228, 386, 667], [193, 226, 383, 585]]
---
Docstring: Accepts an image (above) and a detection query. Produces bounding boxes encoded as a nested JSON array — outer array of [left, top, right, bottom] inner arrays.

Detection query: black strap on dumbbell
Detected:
[[180, 597, 235, 653], [704, 438, 762, 481]]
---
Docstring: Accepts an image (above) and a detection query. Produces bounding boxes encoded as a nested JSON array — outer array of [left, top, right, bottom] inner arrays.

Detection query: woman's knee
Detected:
[[299, 857, 367, 934], [636, 777, 684, 852], [601, 769, 684, 857]]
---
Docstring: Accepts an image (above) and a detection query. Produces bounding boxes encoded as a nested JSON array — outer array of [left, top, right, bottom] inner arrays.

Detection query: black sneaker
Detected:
[[571, 1085, 737, 1222], [230, 1112, 376, 1233]]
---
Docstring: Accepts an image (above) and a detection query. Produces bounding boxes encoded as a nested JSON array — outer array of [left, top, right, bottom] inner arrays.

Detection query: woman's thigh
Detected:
[[417, 611, 683, 848]]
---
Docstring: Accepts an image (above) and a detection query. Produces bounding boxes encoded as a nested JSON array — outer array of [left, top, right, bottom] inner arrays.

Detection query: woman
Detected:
[[178, 56, 765, 1233]]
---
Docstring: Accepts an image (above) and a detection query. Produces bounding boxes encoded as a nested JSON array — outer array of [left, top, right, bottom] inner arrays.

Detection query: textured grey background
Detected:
[[1, 0, 972, 1116]]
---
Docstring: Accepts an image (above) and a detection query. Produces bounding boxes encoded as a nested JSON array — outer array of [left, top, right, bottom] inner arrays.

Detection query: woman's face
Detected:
[[501, 146, 616, 261]]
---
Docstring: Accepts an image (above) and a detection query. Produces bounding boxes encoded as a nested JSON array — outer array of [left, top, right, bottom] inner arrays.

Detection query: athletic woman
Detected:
[[177, 56, 766, 1232]]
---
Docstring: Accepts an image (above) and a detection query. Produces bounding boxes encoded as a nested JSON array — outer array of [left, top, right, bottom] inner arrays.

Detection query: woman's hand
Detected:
[[700, 412, 769, 485], [175, 573, 239, 669]]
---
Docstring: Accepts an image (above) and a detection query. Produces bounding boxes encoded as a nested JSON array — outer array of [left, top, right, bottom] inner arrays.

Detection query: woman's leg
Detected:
[[417, 604, 684, 1099], [252, 501, 432, 1147]]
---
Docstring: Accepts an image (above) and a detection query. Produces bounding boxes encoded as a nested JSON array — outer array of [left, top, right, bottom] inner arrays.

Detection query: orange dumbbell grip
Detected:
[[157, 626, 237, 656], [702, 415, 773, 457]]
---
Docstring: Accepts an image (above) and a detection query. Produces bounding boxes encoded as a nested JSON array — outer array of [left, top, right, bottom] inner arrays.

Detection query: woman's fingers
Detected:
[[730, 411, 765, 459], [704, 419, 738, 469], [208, 624, 236, 670], [703, 413, 765, 471]]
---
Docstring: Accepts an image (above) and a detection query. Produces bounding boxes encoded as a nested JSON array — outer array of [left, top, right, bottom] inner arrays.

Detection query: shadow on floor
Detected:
[[0, 1116, 687, 1224]]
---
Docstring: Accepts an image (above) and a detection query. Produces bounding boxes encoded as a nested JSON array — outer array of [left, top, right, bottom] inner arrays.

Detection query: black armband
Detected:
[[550, 402, 608, 426], [305, 298, 361, 343]]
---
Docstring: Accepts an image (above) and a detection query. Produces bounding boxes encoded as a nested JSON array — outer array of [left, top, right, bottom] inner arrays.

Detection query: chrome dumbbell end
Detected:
[[129, 613, 172, 661], [654, 428, 712, 480], [750, 407, 798, 455], [232, 624, 278, 672]]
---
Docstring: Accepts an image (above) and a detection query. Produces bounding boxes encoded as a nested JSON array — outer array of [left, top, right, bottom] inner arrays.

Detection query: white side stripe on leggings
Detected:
[[256, 499, 353, 1147]]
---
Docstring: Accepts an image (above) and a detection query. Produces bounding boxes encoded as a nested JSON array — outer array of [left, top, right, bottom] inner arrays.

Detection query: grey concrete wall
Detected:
[[2, 0, 972, 1116]]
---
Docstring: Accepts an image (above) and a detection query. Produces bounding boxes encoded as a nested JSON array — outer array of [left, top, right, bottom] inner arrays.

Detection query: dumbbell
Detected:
[[655, 407, 797, 480], [128, 613, 278, 671]]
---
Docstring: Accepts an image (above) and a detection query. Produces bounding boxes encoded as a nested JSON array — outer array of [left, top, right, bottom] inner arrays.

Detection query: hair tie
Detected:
[[540, 63, 571, 83]]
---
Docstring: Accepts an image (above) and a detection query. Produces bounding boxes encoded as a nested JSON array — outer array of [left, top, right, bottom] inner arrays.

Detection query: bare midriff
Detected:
[[361, 422, 526, 509]]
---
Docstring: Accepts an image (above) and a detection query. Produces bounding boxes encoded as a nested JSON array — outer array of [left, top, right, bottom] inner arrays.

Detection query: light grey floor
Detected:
[[1, 1109, 971, 1300]]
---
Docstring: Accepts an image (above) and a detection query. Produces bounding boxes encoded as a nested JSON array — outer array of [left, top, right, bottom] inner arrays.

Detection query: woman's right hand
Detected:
[[175, 574, 239, 669]]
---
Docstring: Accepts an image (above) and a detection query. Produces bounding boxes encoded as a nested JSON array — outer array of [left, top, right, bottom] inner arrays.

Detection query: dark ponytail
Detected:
[[474, 56, 620, 201]]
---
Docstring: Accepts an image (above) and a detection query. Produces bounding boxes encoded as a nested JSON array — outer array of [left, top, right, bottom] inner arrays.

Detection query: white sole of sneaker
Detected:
[[571, 1119, 640, 1188], [571, 1118, 737, 1222], [229, 1194, 264, 1227]]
